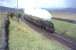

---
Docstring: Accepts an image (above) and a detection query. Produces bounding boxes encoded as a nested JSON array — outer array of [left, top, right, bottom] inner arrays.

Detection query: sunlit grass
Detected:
[[53, 19, 76, 40], [9, 19, 70, 50]]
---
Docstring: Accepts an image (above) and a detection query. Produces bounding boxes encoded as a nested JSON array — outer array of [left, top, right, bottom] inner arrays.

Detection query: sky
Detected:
[[0, 0, 76, 9]]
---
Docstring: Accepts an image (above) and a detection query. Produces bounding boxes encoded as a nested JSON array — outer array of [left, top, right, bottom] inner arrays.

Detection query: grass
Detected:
[[52, 19, 76, 40], [0, 16, 5, 48], [9, 18, 70, 50]]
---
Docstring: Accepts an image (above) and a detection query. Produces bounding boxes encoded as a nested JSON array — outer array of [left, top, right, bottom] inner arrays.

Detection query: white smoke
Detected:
[[24, 8, 53, 21]]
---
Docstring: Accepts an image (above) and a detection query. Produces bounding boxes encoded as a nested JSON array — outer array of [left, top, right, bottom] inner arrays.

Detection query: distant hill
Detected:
[[47, 8, 76, 13], [46, 8, 76, 20], [0, 6, 24, 13]]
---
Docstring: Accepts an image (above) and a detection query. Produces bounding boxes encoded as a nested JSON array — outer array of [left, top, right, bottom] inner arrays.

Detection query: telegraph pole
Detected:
[[17, 0, 18, 8], [17, 0, 19, 21]]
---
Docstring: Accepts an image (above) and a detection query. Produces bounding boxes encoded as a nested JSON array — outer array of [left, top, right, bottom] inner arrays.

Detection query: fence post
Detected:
[[2, 16, 10, 50]]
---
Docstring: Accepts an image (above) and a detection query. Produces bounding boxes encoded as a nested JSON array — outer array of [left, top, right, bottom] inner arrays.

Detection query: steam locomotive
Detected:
[[24, 8, 55, 33]]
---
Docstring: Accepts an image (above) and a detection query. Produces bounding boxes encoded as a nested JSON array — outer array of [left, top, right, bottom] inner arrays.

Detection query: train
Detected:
[[23, 8, 55, 33]]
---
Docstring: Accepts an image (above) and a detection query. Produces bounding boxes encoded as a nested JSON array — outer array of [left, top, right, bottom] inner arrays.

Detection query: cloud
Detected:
[[0, 0, 76, 8], [18, 0, 68, 8], [0, 0, 17, 8]]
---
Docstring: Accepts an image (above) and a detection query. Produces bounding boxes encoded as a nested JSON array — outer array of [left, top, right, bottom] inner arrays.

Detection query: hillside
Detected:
[[0, 6, 24, 14], [48, 8, 76, 21]]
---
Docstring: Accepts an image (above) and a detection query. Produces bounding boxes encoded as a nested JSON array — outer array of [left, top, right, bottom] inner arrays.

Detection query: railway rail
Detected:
[[53, 17, 76, 24]]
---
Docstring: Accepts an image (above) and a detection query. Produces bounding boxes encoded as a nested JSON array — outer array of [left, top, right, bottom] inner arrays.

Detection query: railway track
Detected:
[[53, 17, 76, 24], [21, 16, 76, 50], [52, 32, 76, 50]]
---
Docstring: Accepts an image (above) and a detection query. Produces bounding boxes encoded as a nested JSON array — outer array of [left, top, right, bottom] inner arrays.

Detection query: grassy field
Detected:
[[9, 18, 70, 50], [52, 19, 76, 40], [0, 14, 75, 50], [51, 11, 76, 21]]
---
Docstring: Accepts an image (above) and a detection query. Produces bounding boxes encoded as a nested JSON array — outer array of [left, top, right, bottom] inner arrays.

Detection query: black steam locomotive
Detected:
[[23, 14, 55, 33]]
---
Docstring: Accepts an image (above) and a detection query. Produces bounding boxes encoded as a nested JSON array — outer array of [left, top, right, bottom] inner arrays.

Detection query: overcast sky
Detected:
[[0, 0, 76, 9]]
